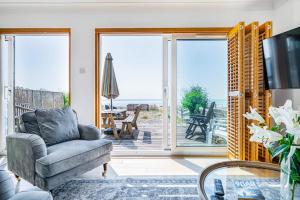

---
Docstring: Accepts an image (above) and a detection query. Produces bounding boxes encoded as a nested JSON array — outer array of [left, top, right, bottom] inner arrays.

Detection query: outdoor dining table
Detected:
[[101, 109, 127, 139]]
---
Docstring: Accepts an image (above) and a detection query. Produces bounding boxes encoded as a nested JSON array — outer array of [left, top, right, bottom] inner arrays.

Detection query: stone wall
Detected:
[[14, 87, 64, 109]]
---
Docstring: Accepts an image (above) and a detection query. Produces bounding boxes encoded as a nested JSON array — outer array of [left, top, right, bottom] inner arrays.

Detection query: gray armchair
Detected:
[[6, 108, 113, 191]]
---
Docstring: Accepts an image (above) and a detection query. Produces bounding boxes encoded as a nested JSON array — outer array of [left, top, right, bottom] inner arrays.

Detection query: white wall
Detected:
[[271, 0, 300, 109], [0, 4, 273, 124], [273, 0, 300, 35]]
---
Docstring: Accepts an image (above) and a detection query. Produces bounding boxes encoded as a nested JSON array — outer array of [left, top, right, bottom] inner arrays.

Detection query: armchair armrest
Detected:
[[6, 133, 47, 185], [78, 124, 101, 140]]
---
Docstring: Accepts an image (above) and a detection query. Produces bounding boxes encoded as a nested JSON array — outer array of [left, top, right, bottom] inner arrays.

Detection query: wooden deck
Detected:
[[101, 119, 164, 151], [101, 110, 227, 151]]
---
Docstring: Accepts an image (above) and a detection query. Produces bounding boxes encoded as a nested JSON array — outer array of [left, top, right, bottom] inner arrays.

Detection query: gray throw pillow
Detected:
[[19, 111, 41, 136], [35, 107, 80, 146]]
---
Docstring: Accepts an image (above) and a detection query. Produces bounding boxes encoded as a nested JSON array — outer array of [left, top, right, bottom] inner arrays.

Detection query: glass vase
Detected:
[[280, 160, 300, 200]]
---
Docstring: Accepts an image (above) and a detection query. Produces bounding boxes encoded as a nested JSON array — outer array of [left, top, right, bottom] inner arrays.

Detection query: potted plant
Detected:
[[244, 100, 300, 200]]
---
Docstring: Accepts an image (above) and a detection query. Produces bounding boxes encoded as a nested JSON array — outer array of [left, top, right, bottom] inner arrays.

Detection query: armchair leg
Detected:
[[14, 174, 21, 182], [102, 163, 108, 177]]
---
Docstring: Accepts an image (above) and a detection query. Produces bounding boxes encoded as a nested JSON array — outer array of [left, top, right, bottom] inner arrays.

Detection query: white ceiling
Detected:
[[0, 0, 277, 4], [0, 0, 286, 10]]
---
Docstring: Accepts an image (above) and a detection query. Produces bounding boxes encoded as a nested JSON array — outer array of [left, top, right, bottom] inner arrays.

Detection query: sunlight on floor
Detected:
[[108, 157, 228, 176]]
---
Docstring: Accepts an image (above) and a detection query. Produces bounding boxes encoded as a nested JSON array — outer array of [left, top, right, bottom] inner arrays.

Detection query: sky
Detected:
[[15, 35, 69, 93], [101, 36, 227, 101], [177, 39, 227, 100], [14, 35, 227, 101], [101, 36, 163, 100]]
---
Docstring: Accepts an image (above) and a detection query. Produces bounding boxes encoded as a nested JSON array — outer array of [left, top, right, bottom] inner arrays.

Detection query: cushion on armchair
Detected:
[[0, 170, 15, 200], [35, 107, 80, 146], [35, 139, 112, 178], [0, 170, 53, 200]]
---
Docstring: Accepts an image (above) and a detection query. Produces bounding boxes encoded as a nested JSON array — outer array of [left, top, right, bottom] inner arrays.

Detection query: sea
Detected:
[[102, 99, 227, 108]]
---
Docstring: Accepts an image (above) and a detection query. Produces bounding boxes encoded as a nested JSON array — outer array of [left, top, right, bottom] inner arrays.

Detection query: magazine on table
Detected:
[[225, 178, 280, 200]]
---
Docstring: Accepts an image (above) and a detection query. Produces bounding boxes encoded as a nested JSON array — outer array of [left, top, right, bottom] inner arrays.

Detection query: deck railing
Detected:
[[15, 103, 35, 118]]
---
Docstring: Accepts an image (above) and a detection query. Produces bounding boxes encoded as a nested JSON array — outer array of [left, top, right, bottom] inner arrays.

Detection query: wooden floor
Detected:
[[0, 156, 227, 192]]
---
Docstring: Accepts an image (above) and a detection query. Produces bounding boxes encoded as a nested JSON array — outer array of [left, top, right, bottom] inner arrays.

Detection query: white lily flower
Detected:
[[248, 124, 283, 148], [269, 106, 282, 125], [243, 106, 265, 124], [268, 100, 299, 131], [286, 125, 300, 145]]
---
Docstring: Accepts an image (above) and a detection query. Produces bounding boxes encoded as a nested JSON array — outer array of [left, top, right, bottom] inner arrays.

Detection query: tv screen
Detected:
[[263, 27, 300, 89]]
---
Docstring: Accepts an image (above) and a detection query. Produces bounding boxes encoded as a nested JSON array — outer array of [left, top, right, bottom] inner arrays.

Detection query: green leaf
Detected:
[[271, 125, 280, 132], [283, 151, 290, 163], [295, 150, 300, 163], [288, 134, 295, 145], [272, 144, 289, 158]]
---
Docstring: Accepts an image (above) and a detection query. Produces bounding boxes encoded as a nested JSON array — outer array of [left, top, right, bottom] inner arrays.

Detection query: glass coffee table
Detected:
[[198, 161, 281, 200]]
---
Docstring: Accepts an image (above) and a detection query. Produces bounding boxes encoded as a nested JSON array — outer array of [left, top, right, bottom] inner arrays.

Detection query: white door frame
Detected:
[[0, 35, 15, 155], [170, 35, 227, 156], [162, 34, 172, 150]]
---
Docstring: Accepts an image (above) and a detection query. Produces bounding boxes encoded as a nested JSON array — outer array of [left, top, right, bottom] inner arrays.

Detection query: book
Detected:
[[237, 188, 265, 200]]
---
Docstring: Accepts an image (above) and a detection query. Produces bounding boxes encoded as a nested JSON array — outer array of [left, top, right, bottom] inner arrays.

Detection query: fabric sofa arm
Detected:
[[6, 133, 47, 185], [78, 124, 101, 140]]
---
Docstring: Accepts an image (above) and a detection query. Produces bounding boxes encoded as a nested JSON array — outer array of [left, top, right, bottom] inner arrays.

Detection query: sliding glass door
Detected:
[[171, 35, 228, 154], [97, 33, 228, 155], [100, 35, 170, 152]]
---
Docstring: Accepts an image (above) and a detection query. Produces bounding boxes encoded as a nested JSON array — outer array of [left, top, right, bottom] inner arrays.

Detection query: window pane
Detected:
[[176, 39, 228, 147], [14, 35, 69, 114]]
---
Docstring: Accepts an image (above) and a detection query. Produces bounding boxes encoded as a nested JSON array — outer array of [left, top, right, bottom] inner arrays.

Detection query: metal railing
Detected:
[[15, 103, 35, 118]]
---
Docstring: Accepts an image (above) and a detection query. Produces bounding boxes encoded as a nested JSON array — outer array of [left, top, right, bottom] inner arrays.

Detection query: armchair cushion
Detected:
[[35, 107, 80, 146], [35, 139, 112, 178], [0, 170, 15, 200], [0, 170, 52, 200], [78, 124, 100, 140]]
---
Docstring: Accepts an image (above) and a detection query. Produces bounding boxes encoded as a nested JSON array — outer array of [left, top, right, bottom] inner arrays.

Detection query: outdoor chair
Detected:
[[105, 105, 117, 110], [185, 102, 216, 142], [121, 106, 141, 138]]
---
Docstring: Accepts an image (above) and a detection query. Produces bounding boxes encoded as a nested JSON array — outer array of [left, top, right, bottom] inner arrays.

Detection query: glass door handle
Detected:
[[4, 86, 12, 100], [163, 87, 168, 97]]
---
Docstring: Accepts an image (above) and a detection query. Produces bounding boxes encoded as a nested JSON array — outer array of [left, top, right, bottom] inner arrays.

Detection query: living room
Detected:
[[0, 0, 300, 199]]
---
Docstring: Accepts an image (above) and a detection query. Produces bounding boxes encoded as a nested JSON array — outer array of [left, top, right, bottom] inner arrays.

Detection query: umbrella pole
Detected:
[[110, 99, 113, 111]]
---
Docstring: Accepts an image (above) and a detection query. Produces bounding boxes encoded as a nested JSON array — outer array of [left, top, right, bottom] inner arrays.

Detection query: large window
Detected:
[[0, 32, 70, 145], [14, 35, 70, 114]]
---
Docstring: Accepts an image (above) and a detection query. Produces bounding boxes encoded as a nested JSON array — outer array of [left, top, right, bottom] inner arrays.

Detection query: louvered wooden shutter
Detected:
[[227, 21, 272, 162], [244, 22, 259, 161], [256, 22, 273, 162], [227, 22, 245, 160]]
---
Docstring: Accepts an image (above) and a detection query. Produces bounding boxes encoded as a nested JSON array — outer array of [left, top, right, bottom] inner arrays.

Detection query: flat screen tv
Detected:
[[263, 27, 300, 89]]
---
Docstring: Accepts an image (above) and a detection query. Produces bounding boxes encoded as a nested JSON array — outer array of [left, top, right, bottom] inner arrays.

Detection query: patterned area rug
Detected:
[[52, 176, 199, 200]]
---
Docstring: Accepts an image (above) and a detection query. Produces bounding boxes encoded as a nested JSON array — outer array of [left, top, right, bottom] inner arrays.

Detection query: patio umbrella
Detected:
[[101, 53, 119, 110]]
